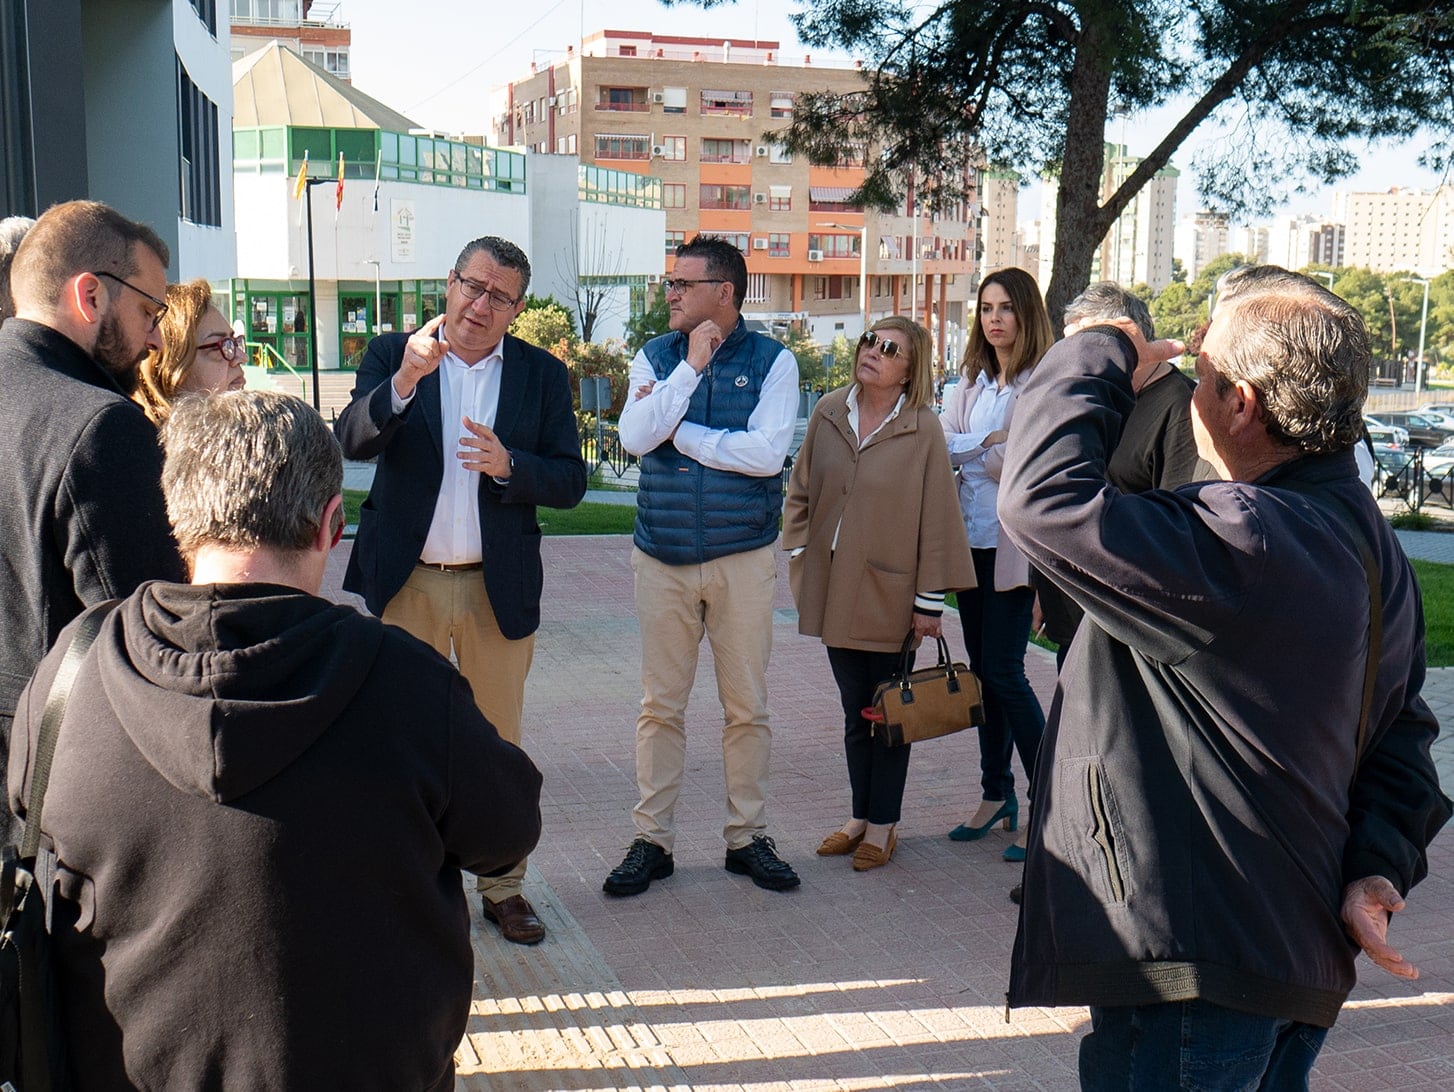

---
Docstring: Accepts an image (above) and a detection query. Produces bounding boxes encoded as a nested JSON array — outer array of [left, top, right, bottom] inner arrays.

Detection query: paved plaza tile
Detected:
[[320, 536, 1454, 1091]]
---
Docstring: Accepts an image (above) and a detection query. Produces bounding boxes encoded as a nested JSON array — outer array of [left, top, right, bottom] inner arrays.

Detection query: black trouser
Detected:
[[826, 645, 915, 825]]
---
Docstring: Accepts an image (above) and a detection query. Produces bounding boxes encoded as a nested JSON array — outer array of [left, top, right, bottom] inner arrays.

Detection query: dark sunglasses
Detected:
[[196, 335, 245, 362], [858, 329, 903, 358]]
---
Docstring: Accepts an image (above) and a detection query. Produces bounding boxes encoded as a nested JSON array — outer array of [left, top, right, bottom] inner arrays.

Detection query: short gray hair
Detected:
[[454, 236, 531, 298], [1207, 266, 1369, 454], [0, 216, 36, 322], [161, 391, 342, 557], [1064, 282, 1154, 339]]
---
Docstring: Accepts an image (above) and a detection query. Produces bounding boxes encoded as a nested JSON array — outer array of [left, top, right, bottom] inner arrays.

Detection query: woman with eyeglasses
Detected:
[[940, 267, 1054, 861], [784, 316, 974, 871], [134, 279, 246, 425]]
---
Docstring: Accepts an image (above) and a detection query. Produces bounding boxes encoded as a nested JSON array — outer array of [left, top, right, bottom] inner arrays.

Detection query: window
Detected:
[[659, 136, 686, 161], [598, 86, 646, 112], [768, 142, 792, 164], [700, 184, 751, 210], [769, 91, 794, 119], [769, 233, 790, 257], [745, 273, 769, 304], [769, 185, 791, 211], [700, 89, 752, 116], [835, 142, 868, 168], [301, 46, 350, 79], [662, 86, 687, 114], [719, 233, 750, 254], [663, 183, 687, 209], [595, 134, 651, 160], [811, 276, 827, 301], [619, 45, 637, 57], [665, 230, 686, 254], [177, 58, 222, 226], [808, 233, 862, 258], [189, 0, 217, 35], [809, 186, 862, 213], [700, 138, 750, 164]]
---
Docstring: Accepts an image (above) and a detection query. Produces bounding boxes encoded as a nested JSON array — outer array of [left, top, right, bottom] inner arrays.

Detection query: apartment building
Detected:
[[491, 29, 978, 362], [1173, 209, 1229, 282], [1039, 145, 1179, 292], [229, 0, 351, 81], [1, 0, 235, 279], [1342, 186, 1454, 276]]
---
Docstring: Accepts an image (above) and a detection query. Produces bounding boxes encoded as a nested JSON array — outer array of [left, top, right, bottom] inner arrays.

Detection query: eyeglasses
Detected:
[[93, 270, 168, 331], [858, 329, 904, 358], [452, 271, 521, 312], [196, 335, 245, 363], [661, 278, 726, 295]]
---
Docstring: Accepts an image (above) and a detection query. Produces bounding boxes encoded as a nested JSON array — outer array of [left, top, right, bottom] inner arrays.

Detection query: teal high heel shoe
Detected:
[[1002, 843, 1026, 862], [948, 797, 1018, 841]]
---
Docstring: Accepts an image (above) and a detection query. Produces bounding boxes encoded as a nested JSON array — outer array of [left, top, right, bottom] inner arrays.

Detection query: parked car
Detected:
[[1423, 439, 1454, 496], [1418, 403, 1454, 418], [1374, 412, 1454, 449], [1364, 418, 1410, 450]]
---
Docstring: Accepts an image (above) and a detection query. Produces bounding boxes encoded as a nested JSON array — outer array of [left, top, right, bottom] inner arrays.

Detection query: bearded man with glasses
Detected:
[[337, 235, 585, 945], [0, 199, 187, 845], [604, 234, 802, 898]]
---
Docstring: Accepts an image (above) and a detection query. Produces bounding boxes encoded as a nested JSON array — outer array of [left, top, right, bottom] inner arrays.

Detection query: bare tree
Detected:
[[558, 208, 631, 343]]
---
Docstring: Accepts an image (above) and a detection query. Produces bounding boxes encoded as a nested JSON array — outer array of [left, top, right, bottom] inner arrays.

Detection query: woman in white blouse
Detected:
[[939, 267, 1054, 861]]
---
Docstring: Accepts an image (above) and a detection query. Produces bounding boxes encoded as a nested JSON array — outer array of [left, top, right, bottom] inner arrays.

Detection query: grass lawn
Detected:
[[342, 489, 635, 536]]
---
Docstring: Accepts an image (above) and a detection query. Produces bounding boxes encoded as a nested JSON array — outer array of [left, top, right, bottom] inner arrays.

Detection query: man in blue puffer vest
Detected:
[[605, 235, 801, 897]]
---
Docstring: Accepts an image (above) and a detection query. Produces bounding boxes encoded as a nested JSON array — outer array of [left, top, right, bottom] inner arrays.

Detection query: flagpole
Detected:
[[304, 179, 322, 412]]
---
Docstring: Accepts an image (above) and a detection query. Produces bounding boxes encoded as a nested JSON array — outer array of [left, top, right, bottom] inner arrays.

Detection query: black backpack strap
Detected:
[[19, 603, 116, 862]]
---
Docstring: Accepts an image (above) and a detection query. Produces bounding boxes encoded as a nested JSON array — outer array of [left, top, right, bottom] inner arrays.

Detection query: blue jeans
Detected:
[[958, 548, 1045, 800], [1080, 1000, 1329, 1091]]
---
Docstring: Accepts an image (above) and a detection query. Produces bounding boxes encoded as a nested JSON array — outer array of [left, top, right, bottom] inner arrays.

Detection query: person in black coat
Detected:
[[0, 201, 185, 843], [11, 391, 541, 1089], [335, 235, 584, 945]]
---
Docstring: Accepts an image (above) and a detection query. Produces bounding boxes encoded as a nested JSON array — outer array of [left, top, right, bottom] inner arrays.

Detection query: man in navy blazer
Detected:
[[337, 236, 585, 944]]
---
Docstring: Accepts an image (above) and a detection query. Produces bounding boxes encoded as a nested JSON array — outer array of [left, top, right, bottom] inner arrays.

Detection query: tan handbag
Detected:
[[869, 633, 984, 747]]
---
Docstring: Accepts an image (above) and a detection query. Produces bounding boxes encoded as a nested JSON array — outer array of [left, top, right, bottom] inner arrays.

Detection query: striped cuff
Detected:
[[913, 591, 946, 616]]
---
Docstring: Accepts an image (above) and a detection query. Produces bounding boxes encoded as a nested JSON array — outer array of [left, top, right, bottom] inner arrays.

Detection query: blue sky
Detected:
[[340, 0, 1447, 224]]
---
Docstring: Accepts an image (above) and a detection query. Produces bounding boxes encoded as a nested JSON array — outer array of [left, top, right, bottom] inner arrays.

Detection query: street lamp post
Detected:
[[826, 221, 869, 334], [1408, 277, 1431, 396]]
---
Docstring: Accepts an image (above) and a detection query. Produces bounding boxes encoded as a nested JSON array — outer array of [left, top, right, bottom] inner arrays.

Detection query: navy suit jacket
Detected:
[[336, 330, 586, 640]]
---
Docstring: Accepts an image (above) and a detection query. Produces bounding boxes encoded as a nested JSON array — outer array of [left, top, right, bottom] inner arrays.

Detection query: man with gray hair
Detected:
[[9, 390, 542, 1089], [0, 200, 185, 844], [1028, 282, 1204, 669], [337, 234, 585, 945], [0, 215, 35, 323], [999, 268, 1449, 1085]]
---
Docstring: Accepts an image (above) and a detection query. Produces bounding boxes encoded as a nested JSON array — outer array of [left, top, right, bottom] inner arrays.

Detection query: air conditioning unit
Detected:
[[755, 145, 769, 157], [752, 238, 769, 250], [650, 144, 667, 157], [752, 192, 767, 204], [547, 95, 558, 107], [807, 249, 824, 262], [645, 273, 662, 284], [651, 91, 665, 104]]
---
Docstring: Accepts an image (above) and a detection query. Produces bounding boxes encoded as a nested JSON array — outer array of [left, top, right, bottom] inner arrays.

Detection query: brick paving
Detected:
[[318, 534, 1454, 1091]]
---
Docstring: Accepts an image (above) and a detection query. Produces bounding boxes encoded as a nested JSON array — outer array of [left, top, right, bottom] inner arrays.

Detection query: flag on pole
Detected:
[[372, 149, 382, 213], [293, 149, 309, 200], [335, 152, 345, 211]]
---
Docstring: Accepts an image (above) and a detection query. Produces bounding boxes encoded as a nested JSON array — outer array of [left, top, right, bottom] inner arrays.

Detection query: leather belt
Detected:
[[419, 561, 483, 573]]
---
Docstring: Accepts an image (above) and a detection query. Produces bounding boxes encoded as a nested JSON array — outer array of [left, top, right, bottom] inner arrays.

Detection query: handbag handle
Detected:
[[894, 631, 958, 693]]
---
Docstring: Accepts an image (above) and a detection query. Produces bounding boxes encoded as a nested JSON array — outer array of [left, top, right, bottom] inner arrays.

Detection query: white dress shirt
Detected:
[[392, 341, 505, 564], [946, 370, 1015, 549], [617, 343, 799, 475]]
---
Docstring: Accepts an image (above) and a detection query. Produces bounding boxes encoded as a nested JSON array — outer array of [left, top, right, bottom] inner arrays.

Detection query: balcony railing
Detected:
[[595, 101, 649, 112]]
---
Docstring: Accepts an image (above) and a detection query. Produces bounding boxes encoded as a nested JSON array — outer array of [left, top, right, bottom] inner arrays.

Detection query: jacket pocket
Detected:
[[849, 561, 914, 643], [1054, 756, 1132, 906]]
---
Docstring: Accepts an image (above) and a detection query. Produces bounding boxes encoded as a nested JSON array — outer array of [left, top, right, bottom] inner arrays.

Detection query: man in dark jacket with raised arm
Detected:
[[999, 267, 1449, 1088], [10, 391, 541, 1090]]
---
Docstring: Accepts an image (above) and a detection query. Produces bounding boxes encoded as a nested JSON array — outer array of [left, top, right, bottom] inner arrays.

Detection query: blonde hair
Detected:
[[865, 315, 934, 409], [134, 279, 219, 425], [961, 267, 1053, 386]]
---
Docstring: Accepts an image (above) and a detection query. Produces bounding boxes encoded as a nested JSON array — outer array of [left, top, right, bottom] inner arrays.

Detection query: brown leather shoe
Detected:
[[816, 829, 866, 856], [852, 830, 897, 871], [481, 895, 546, 945]]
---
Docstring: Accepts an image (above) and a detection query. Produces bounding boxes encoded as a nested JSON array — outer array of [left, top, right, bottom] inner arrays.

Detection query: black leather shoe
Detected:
[[724, 835, 800, 891], [603, 838, 674, 897]]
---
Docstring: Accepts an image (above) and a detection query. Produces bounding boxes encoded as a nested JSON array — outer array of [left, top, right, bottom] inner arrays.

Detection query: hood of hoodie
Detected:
[[95, 582, 384, 803]]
